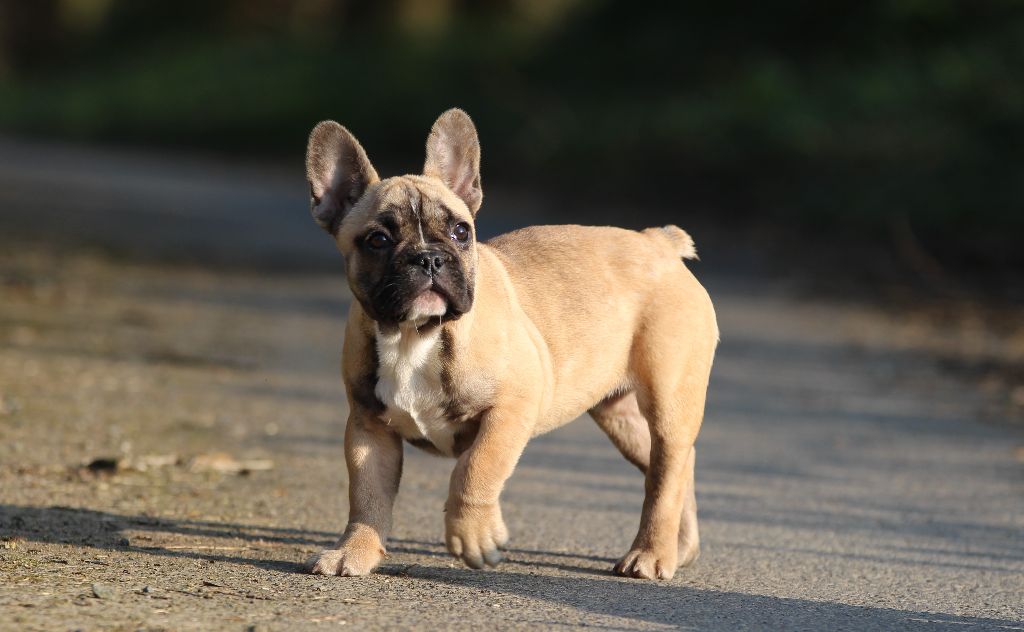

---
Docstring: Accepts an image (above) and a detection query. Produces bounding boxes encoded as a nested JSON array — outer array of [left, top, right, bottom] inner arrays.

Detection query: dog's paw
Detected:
[[444, 501, 509, 569], [614, 546, 678, 580], [305, 542, 384, 577]]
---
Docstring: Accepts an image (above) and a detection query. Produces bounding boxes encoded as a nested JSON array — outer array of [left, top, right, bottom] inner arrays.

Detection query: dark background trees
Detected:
[[2, 0, 1021, 273]]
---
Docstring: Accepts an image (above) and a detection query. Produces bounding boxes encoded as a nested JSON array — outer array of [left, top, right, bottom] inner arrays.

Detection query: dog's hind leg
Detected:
[[606, 277, 714, 580], [590, 392, 701, 571], [589, 392, 651, 472]]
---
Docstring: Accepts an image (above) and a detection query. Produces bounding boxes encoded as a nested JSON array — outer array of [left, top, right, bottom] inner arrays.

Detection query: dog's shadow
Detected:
[[385, 538, 617, 576], [0, 503, 610, 576], [0, 503, 316, 573]]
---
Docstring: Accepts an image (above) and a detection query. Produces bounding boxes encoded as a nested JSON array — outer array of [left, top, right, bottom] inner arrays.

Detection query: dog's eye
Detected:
[[365, 231, 392, 250], [451, 222, 471, 243]]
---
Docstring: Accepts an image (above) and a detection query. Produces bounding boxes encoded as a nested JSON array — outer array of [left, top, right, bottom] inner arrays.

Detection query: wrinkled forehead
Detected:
[[339, 175, 471, 245]]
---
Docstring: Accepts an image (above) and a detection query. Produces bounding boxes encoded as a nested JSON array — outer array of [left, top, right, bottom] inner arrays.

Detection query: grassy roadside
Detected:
[[1, 3, 1023, 271]]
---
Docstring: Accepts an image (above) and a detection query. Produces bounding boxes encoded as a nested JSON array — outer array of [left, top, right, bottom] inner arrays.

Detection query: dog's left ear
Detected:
[[306, 121, 379, 234], [423, 108, 483, 215]]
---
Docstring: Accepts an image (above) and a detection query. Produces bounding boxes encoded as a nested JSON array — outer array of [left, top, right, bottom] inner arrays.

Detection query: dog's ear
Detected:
[[423, 108, 482, 215], [306, 121, 379, 234]]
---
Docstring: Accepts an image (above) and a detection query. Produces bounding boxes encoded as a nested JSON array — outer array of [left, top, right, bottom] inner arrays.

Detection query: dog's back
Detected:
[[483, 224, 717, 428], [485, 224, 711, 337]]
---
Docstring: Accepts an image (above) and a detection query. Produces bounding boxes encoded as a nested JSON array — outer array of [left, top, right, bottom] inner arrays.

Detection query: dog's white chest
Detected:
[[374, 327, 455, 455]]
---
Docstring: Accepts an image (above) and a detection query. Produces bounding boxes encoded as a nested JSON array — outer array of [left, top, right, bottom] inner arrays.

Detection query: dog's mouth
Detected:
[[402, 280, 461, 324], [408, 287, 448, 319], [366, 272, 471, 329]]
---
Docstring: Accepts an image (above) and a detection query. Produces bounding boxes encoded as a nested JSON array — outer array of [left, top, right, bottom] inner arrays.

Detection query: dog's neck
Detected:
[[372, 305, 465, 373], [375, 321, 441, 378]]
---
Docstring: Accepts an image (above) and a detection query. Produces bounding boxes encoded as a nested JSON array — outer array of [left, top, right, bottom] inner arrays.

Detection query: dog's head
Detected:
[[305, 109, 483, 329]]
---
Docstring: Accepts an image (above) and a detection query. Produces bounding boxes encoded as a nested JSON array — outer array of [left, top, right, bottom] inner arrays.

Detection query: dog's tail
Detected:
[[656, 225, 698, 260]]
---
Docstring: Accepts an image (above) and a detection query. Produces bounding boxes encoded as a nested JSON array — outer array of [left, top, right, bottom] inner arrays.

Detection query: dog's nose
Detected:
[[412, 250, 446, 274]]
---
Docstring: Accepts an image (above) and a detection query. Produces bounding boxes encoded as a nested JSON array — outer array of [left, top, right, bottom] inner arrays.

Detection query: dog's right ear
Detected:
[[423, 109, 482, 215], [306, 121, 379, 234]]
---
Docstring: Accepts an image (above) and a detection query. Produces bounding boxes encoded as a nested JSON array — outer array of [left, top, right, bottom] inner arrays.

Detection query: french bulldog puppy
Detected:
[[304, 109, 718, 580]]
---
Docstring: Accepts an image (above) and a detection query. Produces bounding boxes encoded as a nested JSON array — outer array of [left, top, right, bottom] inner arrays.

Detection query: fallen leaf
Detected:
[[189, 452, 273, 474], [164, 545, 249, 551], [125, 453, 180, 471]]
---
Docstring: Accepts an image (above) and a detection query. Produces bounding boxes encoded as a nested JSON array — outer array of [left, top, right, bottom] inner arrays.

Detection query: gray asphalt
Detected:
[[0, 139, 1021, 630]]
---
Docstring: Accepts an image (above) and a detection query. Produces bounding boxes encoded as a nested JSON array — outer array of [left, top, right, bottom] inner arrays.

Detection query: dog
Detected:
[[303, 109, 718, 580]]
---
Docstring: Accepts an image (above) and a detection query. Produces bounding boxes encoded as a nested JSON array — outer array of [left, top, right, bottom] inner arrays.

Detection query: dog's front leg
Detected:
[[307, 414, 403, 576], [444, 406, 533, 569]]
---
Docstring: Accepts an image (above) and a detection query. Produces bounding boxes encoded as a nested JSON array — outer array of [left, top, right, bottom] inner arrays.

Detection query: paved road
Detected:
[[0, 140, 1022, 630]]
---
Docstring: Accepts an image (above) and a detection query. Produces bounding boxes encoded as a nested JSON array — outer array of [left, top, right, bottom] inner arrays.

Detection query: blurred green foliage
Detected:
[[1, 0, 1022, 263]]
